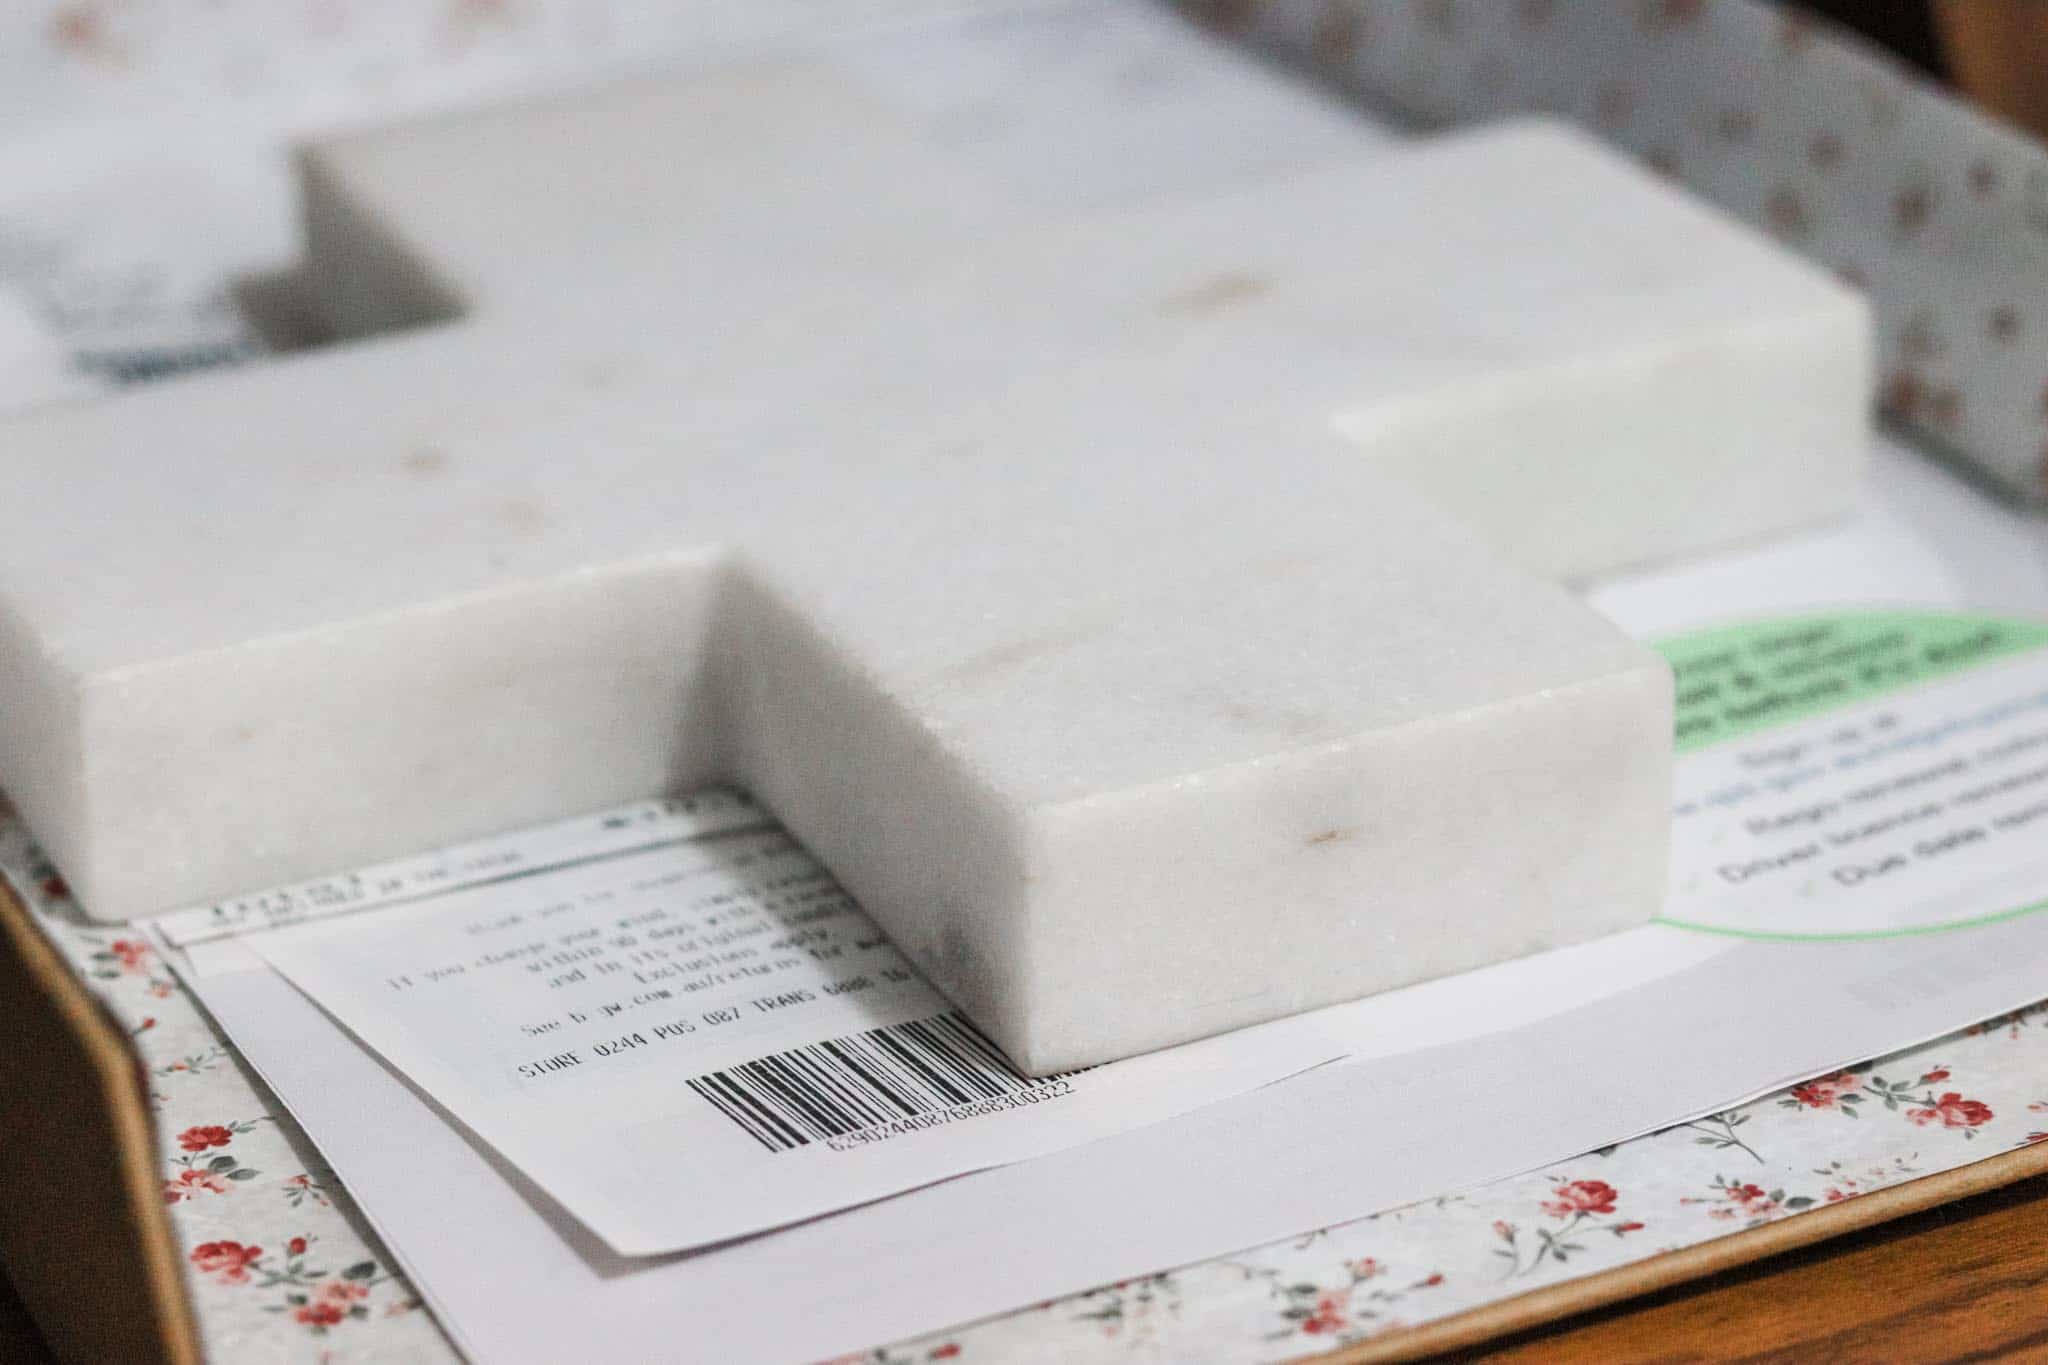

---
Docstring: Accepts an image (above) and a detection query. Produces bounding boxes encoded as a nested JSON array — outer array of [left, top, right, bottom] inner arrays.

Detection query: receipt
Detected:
[[156, 789, 769, 946], [241, 816, 1343, 1256]]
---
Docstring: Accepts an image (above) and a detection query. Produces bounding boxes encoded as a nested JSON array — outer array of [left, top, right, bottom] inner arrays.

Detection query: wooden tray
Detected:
[[0, 880, 199, 1364]]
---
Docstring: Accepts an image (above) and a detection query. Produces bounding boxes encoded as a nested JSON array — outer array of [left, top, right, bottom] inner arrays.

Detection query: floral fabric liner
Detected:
[[8, 820, 2048, 1364]]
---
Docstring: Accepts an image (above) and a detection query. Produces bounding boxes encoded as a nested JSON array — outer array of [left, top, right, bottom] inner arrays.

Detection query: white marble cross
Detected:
[[0, 58, 1866, 1070]]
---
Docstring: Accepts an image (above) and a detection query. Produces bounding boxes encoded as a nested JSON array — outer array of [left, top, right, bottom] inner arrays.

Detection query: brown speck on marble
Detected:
[[939, 621, 1104, 689], [1217, 698, 1325, 742], [495, 497, 549, 537], [1157, 271, 1273, 318], [48, 4, 120, 64], [1251, 551, 1315, 582], [1306, 827, 1353, 847], [402, 447, 450, 477]]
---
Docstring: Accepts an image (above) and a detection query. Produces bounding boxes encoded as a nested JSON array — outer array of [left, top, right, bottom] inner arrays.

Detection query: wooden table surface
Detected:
[[1469, 1170, 2048, 1362], [6, 1171, 2048, 1362]]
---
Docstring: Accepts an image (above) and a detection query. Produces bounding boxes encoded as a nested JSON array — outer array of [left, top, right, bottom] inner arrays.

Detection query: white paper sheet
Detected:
[[236, 822, 1350, 1254], [177, 922, 1739, 1364], [156, 789, 771, 946]]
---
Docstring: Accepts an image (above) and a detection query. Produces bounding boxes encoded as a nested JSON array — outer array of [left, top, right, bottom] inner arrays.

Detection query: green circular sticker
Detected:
[[1654, 610, 2048, 941]]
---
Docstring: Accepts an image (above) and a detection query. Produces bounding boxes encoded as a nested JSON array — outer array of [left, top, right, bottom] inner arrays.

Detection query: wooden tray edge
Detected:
[[1312, 1139, 2048, 1363], [0, 879, 202, 1365]]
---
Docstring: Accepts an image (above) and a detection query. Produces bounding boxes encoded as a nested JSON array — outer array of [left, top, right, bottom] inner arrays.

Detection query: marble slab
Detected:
[[0, 67, 1865, 1067]]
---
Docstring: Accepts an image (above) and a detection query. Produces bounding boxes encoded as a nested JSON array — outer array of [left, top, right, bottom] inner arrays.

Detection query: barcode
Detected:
[[687, 1011, 1066, 1153]]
